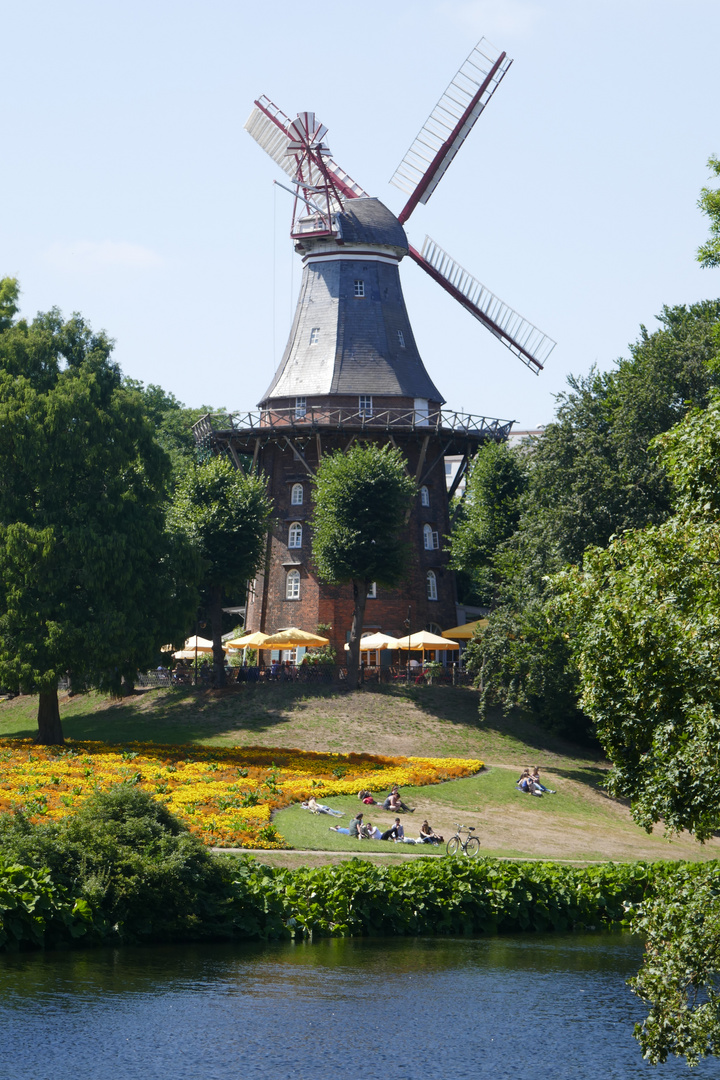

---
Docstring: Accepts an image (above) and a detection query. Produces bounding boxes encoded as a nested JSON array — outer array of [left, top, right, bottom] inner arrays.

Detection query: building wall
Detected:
[[245, 432, 458, 659]]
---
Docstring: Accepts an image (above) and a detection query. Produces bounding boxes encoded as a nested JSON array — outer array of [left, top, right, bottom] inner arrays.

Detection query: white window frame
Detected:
[[366, 582, 377, 598], [291, 483, 304, 506], [286, 569, 300, 599], [426, 570, 438, 601], [288, 522, 303, 549], [423, 524, 439, 550], [295, 396, 307, 419], [397, 329, 405, 348], [420, 485, 430, 507], [358, 395, 373, 417], [354, 279, 365, 297], [309, 327, 320, 345]]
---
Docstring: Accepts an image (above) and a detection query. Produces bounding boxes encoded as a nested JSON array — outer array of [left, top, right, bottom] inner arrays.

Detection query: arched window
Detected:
[[420, 485, 430, 507], [288, 522, 302, 548], [291, 483, 304, 506], [286, 569, 300, 599], [426, 622, 443, 636], [426, 571, 438, 601], [423, 523, 439, 550]]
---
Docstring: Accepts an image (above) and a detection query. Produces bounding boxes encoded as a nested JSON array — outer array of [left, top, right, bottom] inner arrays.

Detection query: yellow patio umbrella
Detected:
[[225, 631, 270, 648], [343, 632, 400, 651], [395, 630, 460, 651], [441, 619, 488, 640], [262, 628, 330, 648]]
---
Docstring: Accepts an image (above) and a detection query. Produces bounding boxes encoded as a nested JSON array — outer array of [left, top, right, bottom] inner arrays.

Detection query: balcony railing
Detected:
[[193, 407, 514, 446]]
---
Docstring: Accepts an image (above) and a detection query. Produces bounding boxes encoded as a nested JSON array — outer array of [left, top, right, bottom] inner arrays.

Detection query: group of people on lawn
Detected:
[[516, 766, 555, 797], [301, 785, 444, 844]]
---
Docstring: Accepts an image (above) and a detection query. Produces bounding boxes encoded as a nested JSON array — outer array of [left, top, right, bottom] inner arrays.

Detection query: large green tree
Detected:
[[311, 443, 416, 689], [170, 457, 270, 686], [0, 280, 198, 743], [554, 393, 720, 1064], [462, 301, 720, 737]]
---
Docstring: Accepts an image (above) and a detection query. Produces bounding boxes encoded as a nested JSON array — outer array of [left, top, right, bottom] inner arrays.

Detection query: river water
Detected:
[[0, 934, 709, 1079]]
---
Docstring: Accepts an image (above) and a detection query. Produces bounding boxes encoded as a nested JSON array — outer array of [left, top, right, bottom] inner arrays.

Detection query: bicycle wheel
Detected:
[[446, 836, 461, 856], [464, 836, 481, 858]]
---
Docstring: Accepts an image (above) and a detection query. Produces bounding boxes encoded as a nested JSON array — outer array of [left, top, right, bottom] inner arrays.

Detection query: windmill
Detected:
[[244, 38, 555, 373], [194, 38, 554, 664]]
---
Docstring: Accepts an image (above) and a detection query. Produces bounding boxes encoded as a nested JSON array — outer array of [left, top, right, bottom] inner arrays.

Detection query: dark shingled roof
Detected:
[[334, 198, 408, 251], [260, 198, 445, 406]]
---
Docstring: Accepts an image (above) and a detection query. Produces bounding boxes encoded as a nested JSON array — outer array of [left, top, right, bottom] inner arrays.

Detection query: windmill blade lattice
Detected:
[[391, 39, 512, 225], [245, 96, 368, 203], [413, 237, 556, 372]]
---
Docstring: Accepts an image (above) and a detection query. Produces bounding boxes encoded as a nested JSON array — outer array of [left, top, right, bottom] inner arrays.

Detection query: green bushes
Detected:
[[0, 787, 715, 950]]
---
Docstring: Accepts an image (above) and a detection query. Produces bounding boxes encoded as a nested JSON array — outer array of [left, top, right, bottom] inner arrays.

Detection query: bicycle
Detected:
[[446, 823, 480, 857]]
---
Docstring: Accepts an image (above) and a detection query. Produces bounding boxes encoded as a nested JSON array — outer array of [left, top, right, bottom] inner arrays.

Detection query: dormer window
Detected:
[[310, 327, 320, 345], [354, 280, 365, 297], [359, 395, 373, 418], [295, 396, 307, 419], [397, 329, 405, 348]]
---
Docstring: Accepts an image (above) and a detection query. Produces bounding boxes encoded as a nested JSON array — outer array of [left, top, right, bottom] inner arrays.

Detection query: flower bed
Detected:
[[0, 740, 483, 849]]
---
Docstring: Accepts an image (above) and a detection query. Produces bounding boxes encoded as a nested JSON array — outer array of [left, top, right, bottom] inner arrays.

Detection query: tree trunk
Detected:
[[36, 689, 64, 745], [347, 580, 369, 690], [121, 673, 136, 697], [209, 585, 226, 688]]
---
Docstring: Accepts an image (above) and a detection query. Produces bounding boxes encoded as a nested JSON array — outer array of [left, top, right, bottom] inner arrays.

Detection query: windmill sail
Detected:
[[391, 39, 512, 225], [412, 237, 556, 372], [245, 96, 368, 202]]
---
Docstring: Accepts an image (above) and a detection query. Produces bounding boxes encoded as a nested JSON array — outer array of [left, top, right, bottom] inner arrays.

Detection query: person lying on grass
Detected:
[[302, 796, 344, 816]]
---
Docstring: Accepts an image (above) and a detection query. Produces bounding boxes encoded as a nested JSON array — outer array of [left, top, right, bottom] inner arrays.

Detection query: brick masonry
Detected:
[[245, 425, 458, 659]]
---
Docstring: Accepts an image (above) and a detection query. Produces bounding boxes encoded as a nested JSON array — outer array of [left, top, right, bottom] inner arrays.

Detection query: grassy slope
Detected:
[[1, 684, 717, 866]]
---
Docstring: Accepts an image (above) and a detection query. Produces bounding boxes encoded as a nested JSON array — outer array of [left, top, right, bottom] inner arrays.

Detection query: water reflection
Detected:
[[0, 935, 709, 1079]]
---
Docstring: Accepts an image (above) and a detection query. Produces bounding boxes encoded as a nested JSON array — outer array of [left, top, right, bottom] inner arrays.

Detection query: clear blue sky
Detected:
[[2, 0, 718, 428]]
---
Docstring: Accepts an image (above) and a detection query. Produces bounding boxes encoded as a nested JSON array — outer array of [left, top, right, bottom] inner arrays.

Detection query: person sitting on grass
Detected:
[[517, 769, 543, 797], [532, 766, 556, 794], [358, 789, 377, 804], [348, 813, 364, 839], [380, 817, 404, 841], [363, 821, 383, 840], [383, 788, 414, 813], [419, 820, 444, 844]]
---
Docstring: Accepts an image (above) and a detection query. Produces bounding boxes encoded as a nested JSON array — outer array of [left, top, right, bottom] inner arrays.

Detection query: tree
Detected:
[[462, 301, 720, 738], [0, 280, 198, 743], [554, 395, 720, 1065], [311, 443, 416, 689], [698, 155, 720, 269], [170, 457, 271, 686], [122, 378, 219, 476], [449, 440, 527, 606]]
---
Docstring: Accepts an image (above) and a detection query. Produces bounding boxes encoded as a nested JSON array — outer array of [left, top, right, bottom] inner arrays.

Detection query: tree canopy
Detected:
[[698, 155, 720, 269], [170, 457, 270, 685], [311, 442, 416, 688], [0, 279, 198, 741], [462, 300, 720, 738]]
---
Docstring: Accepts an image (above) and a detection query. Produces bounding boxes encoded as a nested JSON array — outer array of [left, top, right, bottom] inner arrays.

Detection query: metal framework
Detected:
[[412, 238, 556, 371], [390, 38, 512, 225], [193, 406, 513, 450]]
